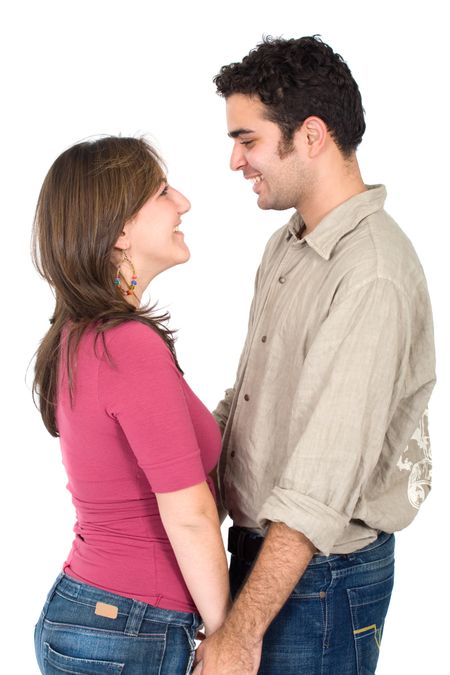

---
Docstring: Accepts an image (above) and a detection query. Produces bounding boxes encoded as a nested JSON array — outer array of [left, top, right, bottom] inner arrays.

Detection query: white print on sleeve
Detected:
[[396, 409, 432, 509]]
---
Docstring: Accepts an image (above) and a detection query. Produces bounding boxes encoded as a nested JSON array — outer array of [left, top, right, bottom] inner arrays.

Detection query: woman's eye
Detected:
[[160, 185, 169, 196]]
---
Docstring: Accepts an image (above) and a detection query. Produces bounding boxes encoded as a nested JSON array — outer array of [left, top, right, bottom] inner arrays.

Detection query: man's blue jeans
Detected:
[[34, 573, 200, 674], [229, 531, 394, 674]]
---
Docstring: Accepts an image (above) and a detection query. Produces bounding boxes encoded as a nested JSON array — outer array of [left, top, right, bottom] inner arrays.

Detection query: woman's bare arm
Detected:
[[156, 481, 230, 635]]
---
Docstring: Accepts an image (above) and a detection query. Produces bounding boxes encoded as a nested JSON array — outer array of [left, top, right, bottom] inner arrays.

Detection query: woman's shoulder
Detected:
[[103, 320, 174, 364], [105, 319, 169, 347], [98, 321, 181, 394]]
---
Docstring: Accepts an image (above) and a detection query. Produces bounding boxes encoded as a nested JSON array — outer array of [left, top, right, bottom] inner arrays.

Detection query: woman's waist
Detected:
[[65, 536, 196, 613], [73, 514, 169, 542], [71, 491, 160, 521], [61, 568, 198, 615]]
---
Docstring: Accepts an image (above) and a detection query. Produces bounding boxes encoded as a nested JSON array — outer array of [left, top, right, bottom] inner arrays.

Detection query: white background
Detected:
[[1, 1, 448, 672]]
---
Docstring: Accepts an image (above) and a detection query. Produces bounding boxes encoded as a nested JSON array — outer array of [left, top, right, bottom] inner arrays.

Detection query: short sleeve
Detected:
[[99, 322, 207, 493], [258, 278, 411, 554]]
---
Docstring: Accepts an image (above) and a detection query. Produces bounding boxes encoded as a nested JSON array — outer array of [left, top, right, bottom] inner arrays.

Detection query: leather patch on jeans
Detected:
[[95, 601, 118, 619]]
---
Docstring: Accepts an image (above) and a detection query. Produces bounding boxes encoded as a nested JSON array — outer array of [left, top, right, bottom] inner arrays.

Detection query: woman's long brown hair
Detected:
[[32, 136, 182, 437]]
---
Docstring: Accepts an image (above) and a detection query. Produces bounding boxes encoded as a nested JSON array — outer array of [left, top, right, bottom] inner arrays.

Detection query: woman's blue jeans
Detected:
[[230, 531, 395, 675], [34, 573, 200, 674]]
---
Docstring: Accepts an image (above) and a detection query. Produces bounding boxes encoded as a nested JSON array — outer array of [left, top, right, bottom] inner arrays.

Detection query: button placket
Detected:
[[224, 239, 296, 493]]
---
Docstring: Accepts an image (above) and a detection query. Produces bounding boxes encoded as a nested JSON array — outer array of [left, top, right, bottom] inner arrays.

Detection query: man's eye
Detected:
[[240, 140, 254, 146]]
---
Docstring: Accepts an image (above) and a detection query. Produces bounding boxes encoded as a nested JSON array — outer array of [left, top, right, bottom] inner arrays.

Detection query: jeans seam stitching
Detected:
[[182, 625, 197, 674], [331, 555, 394, 578], [43, 618, 166, 638], [156, 626, 168, 675]]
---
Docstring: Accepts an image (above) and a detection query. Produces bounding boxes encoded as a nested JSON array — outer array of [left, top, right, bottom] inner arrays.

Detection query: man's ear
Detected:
[[301, 116, 328, 158]]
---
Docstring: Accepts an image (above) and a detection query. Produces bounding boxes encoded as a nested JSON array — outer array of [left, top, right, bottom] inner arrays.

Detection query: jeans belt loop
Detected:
[[124, 600, 147, 636]]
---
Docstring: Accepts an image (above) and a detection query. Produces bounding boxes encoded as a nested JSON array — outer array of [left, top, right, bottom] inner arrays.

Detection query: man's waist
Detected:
[[228, 525, 386, 564]]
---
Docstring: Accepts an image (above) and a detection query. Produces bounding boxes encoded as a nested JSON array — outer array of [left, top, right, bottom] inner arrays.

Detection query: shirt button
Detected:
[[278, 276, 286, 284], [261, 335, 267, 343], [230, 451, 235, 458], [244, 394, 250, 401]]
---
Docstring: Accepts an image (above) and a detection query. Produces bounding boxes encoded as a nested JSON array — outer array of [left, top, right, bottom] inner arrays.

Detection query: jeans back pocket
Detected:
[[43, 641, 124, 674]]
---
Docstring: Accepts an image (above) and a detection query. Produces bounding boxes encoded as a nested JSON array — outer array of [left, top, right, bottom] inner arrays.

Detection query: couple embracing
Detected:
[[33, 36, 435, 675]]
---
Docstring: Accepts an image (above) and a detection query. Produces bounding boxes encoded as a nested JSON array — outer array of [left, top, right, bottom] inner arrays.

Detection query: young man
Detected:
[[195, 36, 435, 674]]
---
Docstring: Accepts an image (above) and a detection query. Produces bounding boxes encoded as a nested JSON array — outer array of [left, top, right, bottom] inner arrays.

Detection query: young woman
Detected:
[[33, 136, 229, 674]]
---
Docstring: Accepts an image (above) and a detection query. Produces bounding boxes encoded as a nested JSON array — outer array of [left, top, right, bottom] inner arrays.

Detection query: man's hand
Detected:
[[194, 625, 262, 674], [192, 522, 315, 673]]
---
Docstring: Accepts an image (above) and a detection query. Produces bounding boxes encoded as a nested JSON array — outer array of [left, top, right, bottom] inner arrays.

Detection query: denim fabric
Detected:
[[230, 532, 395, 674], [34, 573, 200, 674]]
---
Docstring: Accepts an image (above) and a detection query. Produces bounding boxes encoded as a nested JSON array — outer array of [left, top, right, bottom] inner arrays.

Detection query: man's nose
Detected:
[[230, 143, 247, 171]]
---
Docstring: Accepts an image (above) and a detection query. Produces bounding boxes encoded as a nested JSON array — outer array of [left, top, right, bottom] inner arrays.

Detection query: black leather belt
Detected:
[[228, 526, 263, 564]]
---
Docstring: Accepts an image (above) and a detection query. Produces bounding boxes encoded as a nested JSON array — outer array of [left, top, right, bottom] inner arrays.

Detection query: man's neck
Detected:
[[299, 159, 366, 235]]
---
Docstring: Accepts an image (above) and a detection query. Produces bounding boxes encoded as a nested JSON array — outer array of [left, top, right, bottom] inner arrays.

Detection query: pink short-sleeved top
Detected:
[[57, 321, 221, 613]]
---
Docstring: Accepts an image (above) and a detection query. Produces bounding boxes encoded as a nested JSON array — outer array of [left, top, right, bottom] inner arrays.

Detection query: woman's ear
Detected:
[[113, 227, 131, 251]]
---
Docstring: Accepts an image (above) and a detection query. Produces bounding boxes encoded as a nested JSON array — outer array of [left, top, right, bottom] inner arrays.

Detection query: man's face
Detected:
[[226, 93, 311, 212]]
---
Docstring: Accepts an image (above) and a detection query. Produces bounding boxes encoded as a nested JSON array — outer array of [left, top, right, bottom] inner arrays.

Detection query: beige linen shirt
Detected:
[[214, 185, 435, 556]]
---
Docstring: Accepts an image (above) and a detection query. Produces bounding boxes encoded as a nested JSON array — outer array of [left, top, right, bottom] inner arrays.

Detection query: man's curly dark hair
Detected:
[[214, 36, 365, 157]]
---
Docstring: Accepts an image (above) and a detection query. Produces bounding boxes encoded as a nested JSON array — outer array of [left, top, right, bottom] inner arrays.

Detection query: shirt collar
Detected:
[[286, 184, 387, 260]]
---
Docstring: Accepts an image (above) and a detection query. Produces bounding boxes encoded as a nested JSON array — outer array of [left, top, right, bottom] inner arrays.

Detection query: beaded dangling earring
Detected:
[[114, 250, 138, 296]]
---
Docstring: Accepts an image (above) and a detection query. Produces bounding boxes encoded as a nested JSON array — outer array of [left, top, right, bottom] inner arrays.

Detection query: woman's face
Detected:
[[123, 180, 191, 284]]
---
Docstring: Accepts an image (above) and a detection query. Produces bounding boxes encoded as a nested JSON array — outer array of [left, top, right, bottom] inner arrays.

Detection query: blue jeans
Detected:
[[230, 531, 395, 674], [34, 573, 201, 674]]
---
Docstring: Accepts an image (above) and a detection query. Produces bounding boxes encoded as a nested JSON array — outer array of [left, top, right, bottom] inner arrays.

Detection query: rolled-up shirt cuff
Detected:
[[257, 487, 349, 556]]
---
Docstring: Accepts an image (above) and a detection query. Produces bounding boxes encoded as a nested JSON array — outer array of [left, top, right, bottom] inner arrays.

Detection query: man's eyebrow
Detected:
[[228, 128, 254, 138]]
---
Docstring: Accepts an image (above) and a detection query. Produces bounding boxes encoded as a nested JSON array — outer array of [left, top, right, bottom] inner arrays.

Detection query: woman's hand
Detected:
[[156, 482, 230, 641]]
